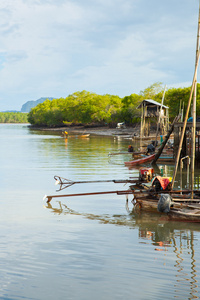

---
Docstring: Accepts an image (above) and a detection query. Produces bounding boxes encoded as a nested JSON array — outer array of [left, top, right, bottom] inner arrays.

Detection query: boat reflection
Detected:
[[45, 202, 200, 299], [133, 212, 199, 299], [44, 201, 137, 226]]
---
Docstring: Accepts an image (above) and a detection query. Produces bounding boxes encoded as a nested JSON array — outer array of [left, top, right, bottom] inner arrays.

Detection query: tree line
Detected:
[[0, 112, 28, 123], [27, 83, 200, 127]]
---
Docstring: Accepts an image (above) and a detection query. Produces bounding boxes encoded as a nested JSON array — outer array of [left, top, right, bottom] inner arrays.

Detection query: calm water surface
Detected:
[[1, 124, 200, 300]]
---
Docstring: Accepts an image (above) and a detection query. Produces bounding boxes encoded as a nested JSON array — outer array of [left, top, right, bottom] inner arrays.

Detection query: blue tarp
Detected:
[[187, 117, 200, 122]]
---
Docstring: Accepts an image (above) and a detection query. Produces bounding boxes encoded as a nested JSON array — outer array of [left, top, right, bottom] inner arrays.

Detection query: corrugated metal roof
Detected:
[[137, 99, 168, 109]]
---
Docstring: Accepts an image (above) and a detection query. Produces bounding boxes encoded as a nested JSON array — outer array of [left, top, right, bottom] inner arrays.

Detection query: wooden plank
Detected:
[[172, 198, 200, 202]]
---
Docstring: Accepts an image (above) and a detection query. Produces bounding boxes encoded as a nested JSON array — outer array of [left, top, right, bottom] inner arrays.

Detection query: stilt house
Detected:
[[137, 99, 169, 137]]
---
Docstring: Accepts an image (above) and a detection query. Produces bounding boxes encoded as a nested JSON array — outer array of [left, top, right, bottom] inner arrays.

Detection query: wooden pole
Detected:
[[171, 49, 200, 189], [143, 105, 146, 136], [191, 2, 200, 197], [155, 85, 167, 144], [140, 104, 144, 138], [45, 190, 134, 203]]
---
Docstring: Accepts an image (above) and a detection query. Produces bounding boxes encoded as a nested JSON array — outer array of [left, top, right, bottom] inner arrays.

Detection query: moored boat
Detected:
[[133, 192, 200, 213], [168, 206, 200, 222], [124, 153, 155, 166], [79, 134, 90, 138]]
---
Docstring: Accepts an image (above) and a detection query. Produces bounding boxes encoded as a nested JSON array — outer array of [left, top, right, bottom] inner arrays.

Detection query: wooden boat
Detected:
[[124, 154, 155, 166], [133, 191, 200, 213], [173, 207, 200, 221], [132, 135, 158, 141], [79, 134, 90, 138], [62, 133, 90, 138], [109, 151, 145, 156], [125, 113, 179, 167], [156, 156, 175, 164], [168, 207, 200, 222]]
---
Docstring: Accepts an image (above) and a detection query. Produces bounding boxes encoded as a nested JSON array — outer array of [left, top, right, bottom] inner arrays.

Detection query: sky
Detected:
[[0, 0, 199, 111]]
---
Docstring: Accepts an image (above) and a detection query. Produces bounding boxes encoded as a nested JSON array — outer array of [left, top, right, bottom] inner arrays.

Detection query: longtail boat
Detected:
[[124, 154, 155, 166], [108, 151, 145, 156], [124, 113, 180, 168], [168, 207, 200, 223]]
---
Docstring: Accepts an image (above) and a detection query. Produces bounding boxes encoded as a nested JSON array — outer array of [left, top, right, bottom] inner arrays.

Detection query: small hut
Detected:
[[137, 99, 169, 137]]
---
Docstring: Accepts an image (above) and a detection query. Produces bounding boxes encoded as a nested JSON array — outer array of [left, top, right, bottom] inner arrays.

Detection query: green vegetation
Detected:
[[27, 84, 200, 127], [0, 112, 28, 123], [28, 91, 122, 127]]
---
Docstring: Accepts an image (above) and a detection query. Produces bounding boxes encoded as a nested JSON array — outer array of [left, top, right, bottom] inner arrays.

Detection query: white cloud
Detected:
[[0, 0, 199, 110]]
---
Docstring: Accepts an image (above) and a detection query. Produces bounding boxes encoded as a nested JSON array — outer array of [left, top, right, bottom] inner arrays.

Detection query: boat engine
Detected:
[[139, 168, 154, 182]]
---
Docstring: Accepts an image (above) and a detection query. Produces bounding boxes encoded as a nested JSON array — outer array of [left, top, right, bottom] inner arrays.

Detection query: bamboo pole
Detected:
[[45, 190, 134, 203], [191, 2, 200, 197], [140, 104, 144, 138], [155, 85, 167, 144], [171, 49, 200, 189]]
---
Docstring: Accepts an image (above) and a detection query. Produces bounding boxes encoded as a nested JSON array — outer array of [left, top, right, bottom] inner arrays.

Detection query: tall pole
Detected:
[[155, 85, 167, 145], [140, 104, 143, 138], [171, 49, 200, 189], [172, 2, 200, 190], [191, 2, 200, 197]]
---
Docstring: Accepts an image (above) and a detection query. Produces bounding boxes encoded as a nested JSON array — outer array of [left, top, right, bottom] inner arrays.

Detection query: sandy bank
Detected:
[[30, 125, 161, 140], [37, 125, 142, 138]]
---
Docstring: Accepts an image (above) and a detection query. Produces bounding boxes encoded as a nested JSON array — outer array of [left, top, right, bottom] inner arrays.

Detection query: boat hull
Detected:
[[168, 208, 200, 222], [125, 154, 155, 166], [133, 193, 200, 222]]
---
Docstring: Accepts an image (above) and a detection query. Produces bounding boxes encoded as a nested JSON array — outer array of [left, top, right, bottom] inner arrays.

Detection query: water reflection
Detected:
[[45, 201, 137, 226], [134, 213, 200, 300], [45, 201, 200, 299], [3, 124, 200, 300]]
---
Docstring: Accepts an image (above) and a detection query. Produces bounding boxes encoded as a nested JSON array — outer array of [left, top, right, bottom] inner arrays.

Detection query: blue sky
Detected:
[[0, 0, 199, 111]]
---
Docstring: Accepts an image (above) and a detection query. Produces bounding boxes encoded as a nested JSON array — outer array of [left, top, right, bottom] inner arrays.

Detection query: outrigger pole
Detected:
[[54, 175, 141, 191], [44, 188, 198, 203], [44, 190, 134, 203]]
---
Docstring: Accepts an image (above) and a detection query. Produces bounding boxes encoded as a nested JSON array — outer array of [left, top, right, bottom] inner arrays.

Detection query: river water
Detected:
[[1, 124, 200, 300]]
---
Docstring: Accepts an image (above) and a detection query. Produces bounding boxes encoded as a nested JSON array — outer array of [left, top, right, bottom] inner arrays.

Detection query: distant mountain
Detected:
[[2, 110, 19, 112], [21, 97, 55, 113]]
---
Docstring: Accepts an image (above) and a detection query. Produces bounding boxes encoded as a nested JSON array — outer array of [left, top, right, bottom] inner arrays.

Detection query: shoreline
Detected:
[[30, 125, 160, 140], [32, 125, 141, 138]]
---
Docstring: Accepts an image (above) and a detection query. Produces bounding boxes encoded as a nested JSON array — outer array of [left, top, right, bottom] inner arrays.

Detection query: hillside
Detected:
[[21, 97, 54, 112]]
